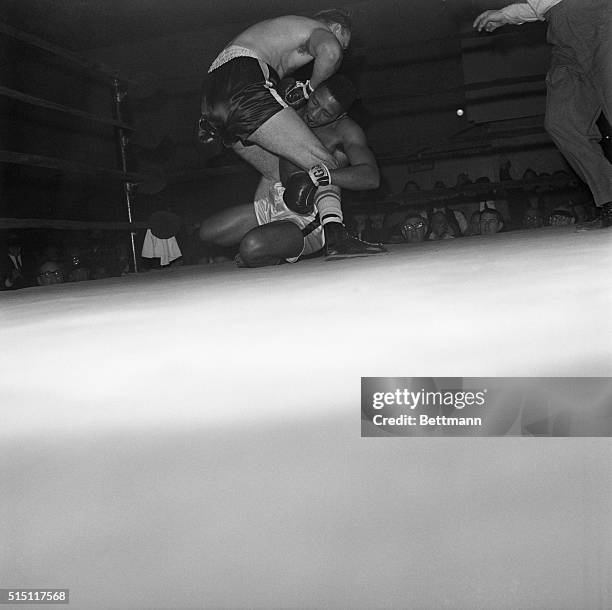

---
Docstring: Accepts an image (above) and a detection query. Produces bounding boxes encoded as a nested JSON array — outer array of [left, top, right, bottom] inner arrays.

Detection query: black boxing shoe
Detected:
[[601, 202, 612, 228], [324, 223, 387, 260]]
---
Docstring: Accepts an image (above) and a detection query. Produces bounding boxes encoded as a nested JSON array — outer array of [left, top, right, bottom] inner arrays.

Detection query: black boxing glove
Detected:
[[281, 162, 332, 215], [283, 173, 316, 214], [278, 77, 314, 109]]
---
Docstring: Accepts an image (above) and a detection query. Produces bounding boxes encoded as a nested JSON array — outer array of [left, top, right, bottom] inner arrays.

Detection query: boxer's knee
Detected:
[[239, 231, 265, 261], [239, 222, 302, 267], [239, 230, 280, 267]]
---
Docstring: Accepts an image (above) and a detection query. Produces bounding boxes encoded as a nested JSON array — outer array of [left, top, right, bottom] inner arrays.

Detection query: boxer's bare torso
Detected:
[[312, 117, 350, 155], [229, 16, 341, 78]]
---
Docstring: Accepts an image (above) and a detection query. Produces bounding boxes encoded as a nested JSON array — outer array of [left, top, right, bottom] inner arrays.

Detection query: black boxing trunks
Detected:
[[200, 46, 288, 147]]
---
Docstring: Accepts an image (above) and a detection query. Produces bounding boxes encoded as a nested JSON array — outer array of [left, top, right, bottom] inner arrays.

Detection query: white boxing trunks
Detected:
[[253, 183, 325, 263]]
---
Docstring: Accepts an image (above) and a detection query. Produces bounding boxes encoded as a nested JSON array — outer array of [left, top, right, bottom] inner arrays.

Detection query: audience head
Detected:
[[403, 180, 421, 193], [522, 206, 544, 229], [479, 207, 504, 235], [429, 211, 451, 239], [400, 213, 428, 243], [571, 201, 593, 223], [37, 261, 65, 286], [467, 210, 481, 236]]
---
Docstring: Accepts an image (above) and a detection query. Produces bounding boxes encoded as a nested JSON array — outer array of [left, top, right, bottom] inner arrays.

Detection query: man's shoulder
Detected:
[[334, 115, 366, 140], [313, 115, 363, 144], [263, 15, 325, 31]]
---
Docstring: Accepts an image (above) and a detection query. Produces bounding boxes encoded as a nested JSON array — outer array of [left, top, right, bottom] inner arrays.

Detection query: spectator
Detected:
[[522, 206, 545, 229], [386, 210, 428, 243], [364, 212, 386, 243], [548, 207, 576, 226], [429, 210, 454, 240], [499, 156, 513, 181], [466, 210, 481, 236], [87, 230, 115, 279], [36, 260, 65, 286], [402, 180, 421, 194], [399, 213, 429, 244], [428, 205, 466, 238], [382, 203, 408, 237], [456, 172, 472, 188], [474, 176, 496, 210], [479, 207, 505, 235], [65, 245, 91, 282], [523, 168, 538, 181], [571, 200, 595, 223], [2, 233, 35, 290], [429, 179, 461, 209]]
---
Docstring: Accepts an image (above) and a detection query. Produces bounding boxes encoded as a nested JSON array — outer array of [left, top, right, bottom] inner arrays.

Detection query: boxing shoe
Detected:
[[324, 223, 387, 260]]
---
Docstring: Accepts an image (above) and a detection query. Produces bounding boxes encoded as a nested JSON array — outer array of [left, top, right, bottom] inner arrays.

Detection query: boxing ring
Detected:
[[2, 226, 611, 609], [0, 20, 162, 268]]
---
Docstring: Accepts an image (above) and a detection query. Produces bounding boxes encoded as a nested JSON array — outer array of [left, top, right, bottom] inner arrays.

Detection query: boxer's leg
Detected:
[[232, 144, 281, 183], [245, 107, 340, 171], [199, 203, 258, 246], [239, 221, 304, 267]]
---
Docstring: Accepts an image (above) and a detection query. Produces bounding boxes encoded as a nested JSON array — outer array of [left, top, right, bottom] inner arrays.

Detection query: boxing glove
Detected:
[[281, 162, 332, 215], [283, 173, 317, 214], [278, 77, 313, 109]]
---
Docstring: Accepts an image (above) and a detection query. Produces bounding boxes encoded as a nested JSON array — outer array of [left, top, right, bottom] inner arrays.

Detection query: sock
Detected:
[[315, 185, 343, 226]]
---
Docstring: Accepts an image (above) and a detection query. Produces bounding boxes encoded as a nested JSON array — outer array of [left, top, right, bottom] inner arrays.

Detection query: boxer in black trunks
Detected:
[[200, 75, 385, 266], [199, 10, 352, 194]]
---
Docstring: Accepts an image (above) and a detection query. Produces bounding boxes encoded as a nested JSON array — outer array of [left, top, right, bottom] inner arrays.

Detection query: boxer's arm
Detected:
[[307, 28, 343, 89], [329, 123, 380, 191]]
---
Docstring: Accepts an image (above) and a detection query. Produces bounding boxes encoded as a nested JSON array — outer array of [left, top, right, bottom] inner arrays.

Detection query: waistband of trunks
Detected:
[[208, 46, 264, 72]]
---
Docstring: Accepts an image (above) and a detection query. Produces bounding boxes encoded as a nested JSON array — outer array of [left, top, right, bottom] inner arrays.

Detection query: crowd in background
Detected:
[[345, 166, 597, 245], [1, 164, 598, 290], [1, 230, 131, 290]]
